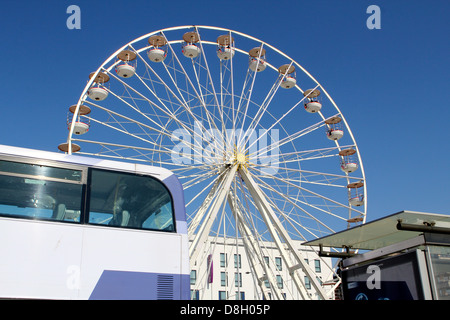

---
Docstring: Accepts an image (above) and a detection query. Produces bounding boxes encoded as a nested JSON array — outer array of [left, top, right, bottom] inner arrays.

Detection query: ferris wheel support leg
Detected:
[[189, 165, 238, 264], [239, 168, 329, 300], [188, 167, 227, 236], [226, 193, 284, 300]]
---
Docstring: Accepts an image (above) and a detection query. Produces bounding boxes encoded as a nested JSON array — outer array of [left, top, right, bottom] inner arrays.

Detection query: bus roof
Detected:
[[0, 144, 174, 181]]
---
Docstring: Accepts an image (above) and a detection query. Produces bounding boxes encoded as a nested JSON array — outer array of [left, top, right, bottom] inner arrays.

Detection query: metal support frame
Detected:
[[226, 191, 284, 300], [239, 168, 329, 300], [319, 244, 356, 259], [189, 165, 238, 263], [397, 219, 450, 235]]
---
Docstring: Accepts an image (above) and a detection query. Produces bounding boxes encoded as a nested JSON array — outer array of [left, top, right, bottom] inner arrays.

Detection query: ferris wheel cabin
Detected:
[[347, 181, 364, 207], [115, 50, 137, 78], [182, 31, 201, 58], [278, 64, 296, 89], [67, 105, 91, 135], [339, 148, 359, 173], [216, 34, 235, 60], [324, 116, 344, 141], [147, 35, 168, 63], [57, 142, 81, 153], [304, 89, 322, 113], [248, 47, 266, 72], [87, 72, 109, 101]]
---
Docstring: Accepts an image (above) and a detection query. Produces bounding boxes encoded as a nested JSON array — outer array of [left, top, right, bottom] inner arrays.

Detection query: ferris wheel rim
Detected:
[[66, 23, 367, 237], [64, 25, 368, 299]]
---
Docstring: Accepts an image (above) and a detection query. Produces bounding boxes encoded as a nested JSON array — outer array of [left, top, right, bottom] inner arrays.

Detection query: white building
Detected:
[[190, 236, 336, 300]]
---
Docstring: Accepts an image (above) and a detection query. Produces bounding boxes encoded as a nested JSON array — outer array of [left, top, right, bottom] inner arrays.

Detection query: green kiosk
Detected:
[[304, 211, 450, 300]]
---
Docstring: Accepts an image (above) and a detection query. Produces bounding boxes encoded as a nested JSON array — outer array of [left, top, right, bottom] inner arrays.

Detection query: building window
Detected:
[[221, 272, 227, 286], [276, 275, 283, 289], [264, 256, 269, 266], [275, 257, 282, 271], [191, 290, 199, 300], [316, 276, 323, 286], [234, 254, 241, 268], [218, 291, 227, 300], [220, 253, 227, 267], [235, 291, 245, 300], [314, 259, 321, 273], [263, 292, 272, 300], [235, 272, 242, 287], [190, 270, 197, 285], [304, 276, 311, 290]]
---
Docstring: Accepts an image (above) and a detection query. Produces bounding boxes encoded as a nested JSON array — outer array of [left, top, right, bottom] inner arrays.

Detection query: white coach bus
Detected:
[[0, 144, 190, 299]]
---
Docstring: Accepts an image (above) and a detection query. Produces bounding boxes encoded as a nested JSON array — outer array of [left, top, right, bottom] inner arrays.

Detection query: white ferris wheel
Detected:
[[59, 25, 367, 300]]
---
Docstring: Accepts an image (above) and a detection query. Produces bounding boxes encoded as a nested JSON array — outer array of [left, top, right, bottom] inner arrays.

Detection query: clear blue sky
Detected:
[[0, 0, 448, 222]]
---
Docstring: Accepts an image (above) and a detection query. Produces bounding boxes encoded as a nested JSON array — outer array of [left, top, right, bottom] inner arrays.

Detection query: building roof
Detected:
[[302, 210, 450, 250]]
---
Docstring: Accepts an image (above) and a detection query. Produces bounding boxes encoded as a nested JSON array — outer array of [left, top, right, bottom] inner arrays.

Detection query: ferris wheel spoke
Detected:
[[84, 115, 171, 154], [237, 79, 281, 148], [247, 84, 322, 153], [82, 102, 208, 163], [235, 44, 264, 130], [188, 56, 230, 155], [236, 176, 305, 239], [218, 61, 232, 148], [194, 27, 222, 116], [162, 36, 226, 150], [234, 70, 255, 135], [249, 120, 329, 160], [71, 138, 181, 166], [162, 34, 204, 101], [101, 65, 196, 138], [266, 172, 364, 217], [228, 30, 237, 143], [252, 174, 342, 235], [83, 99, 170, 141], [128, 47, 218, 148], [257, 144, 355, 165], [259, 188, 320, 240], [89, 79, 218, 163], [184, 174, 221, 210], [161, 59, 224, 151], [181, 170, 218, 191], [238, 61, 295, 149], [252, 164, 363, 188]]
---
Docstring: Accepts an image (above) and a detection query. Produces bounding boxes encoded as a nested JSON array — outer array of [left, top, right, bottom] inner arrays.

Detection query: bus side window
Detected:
[[0, 160, 83, 223]]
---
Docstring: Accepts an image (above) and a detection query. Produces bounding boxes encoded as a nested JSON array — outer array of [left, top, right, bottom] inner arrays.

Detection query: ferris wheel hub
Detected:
[[236, 152, 246, 163], [234, 152, 249, 169]]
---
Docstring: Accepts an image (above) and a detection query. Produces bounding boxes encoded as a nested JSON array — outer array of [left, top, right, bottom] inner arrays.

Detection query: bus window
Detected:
[[88, 169, 175, 232], [0, 159, 82, 182], [0, 160, 84, 222]]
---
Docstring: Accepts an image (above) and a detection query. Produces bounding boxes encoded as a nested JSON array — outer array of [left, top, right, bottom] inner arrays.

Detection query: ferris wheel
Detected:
[[59, 25, 367, 300]]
